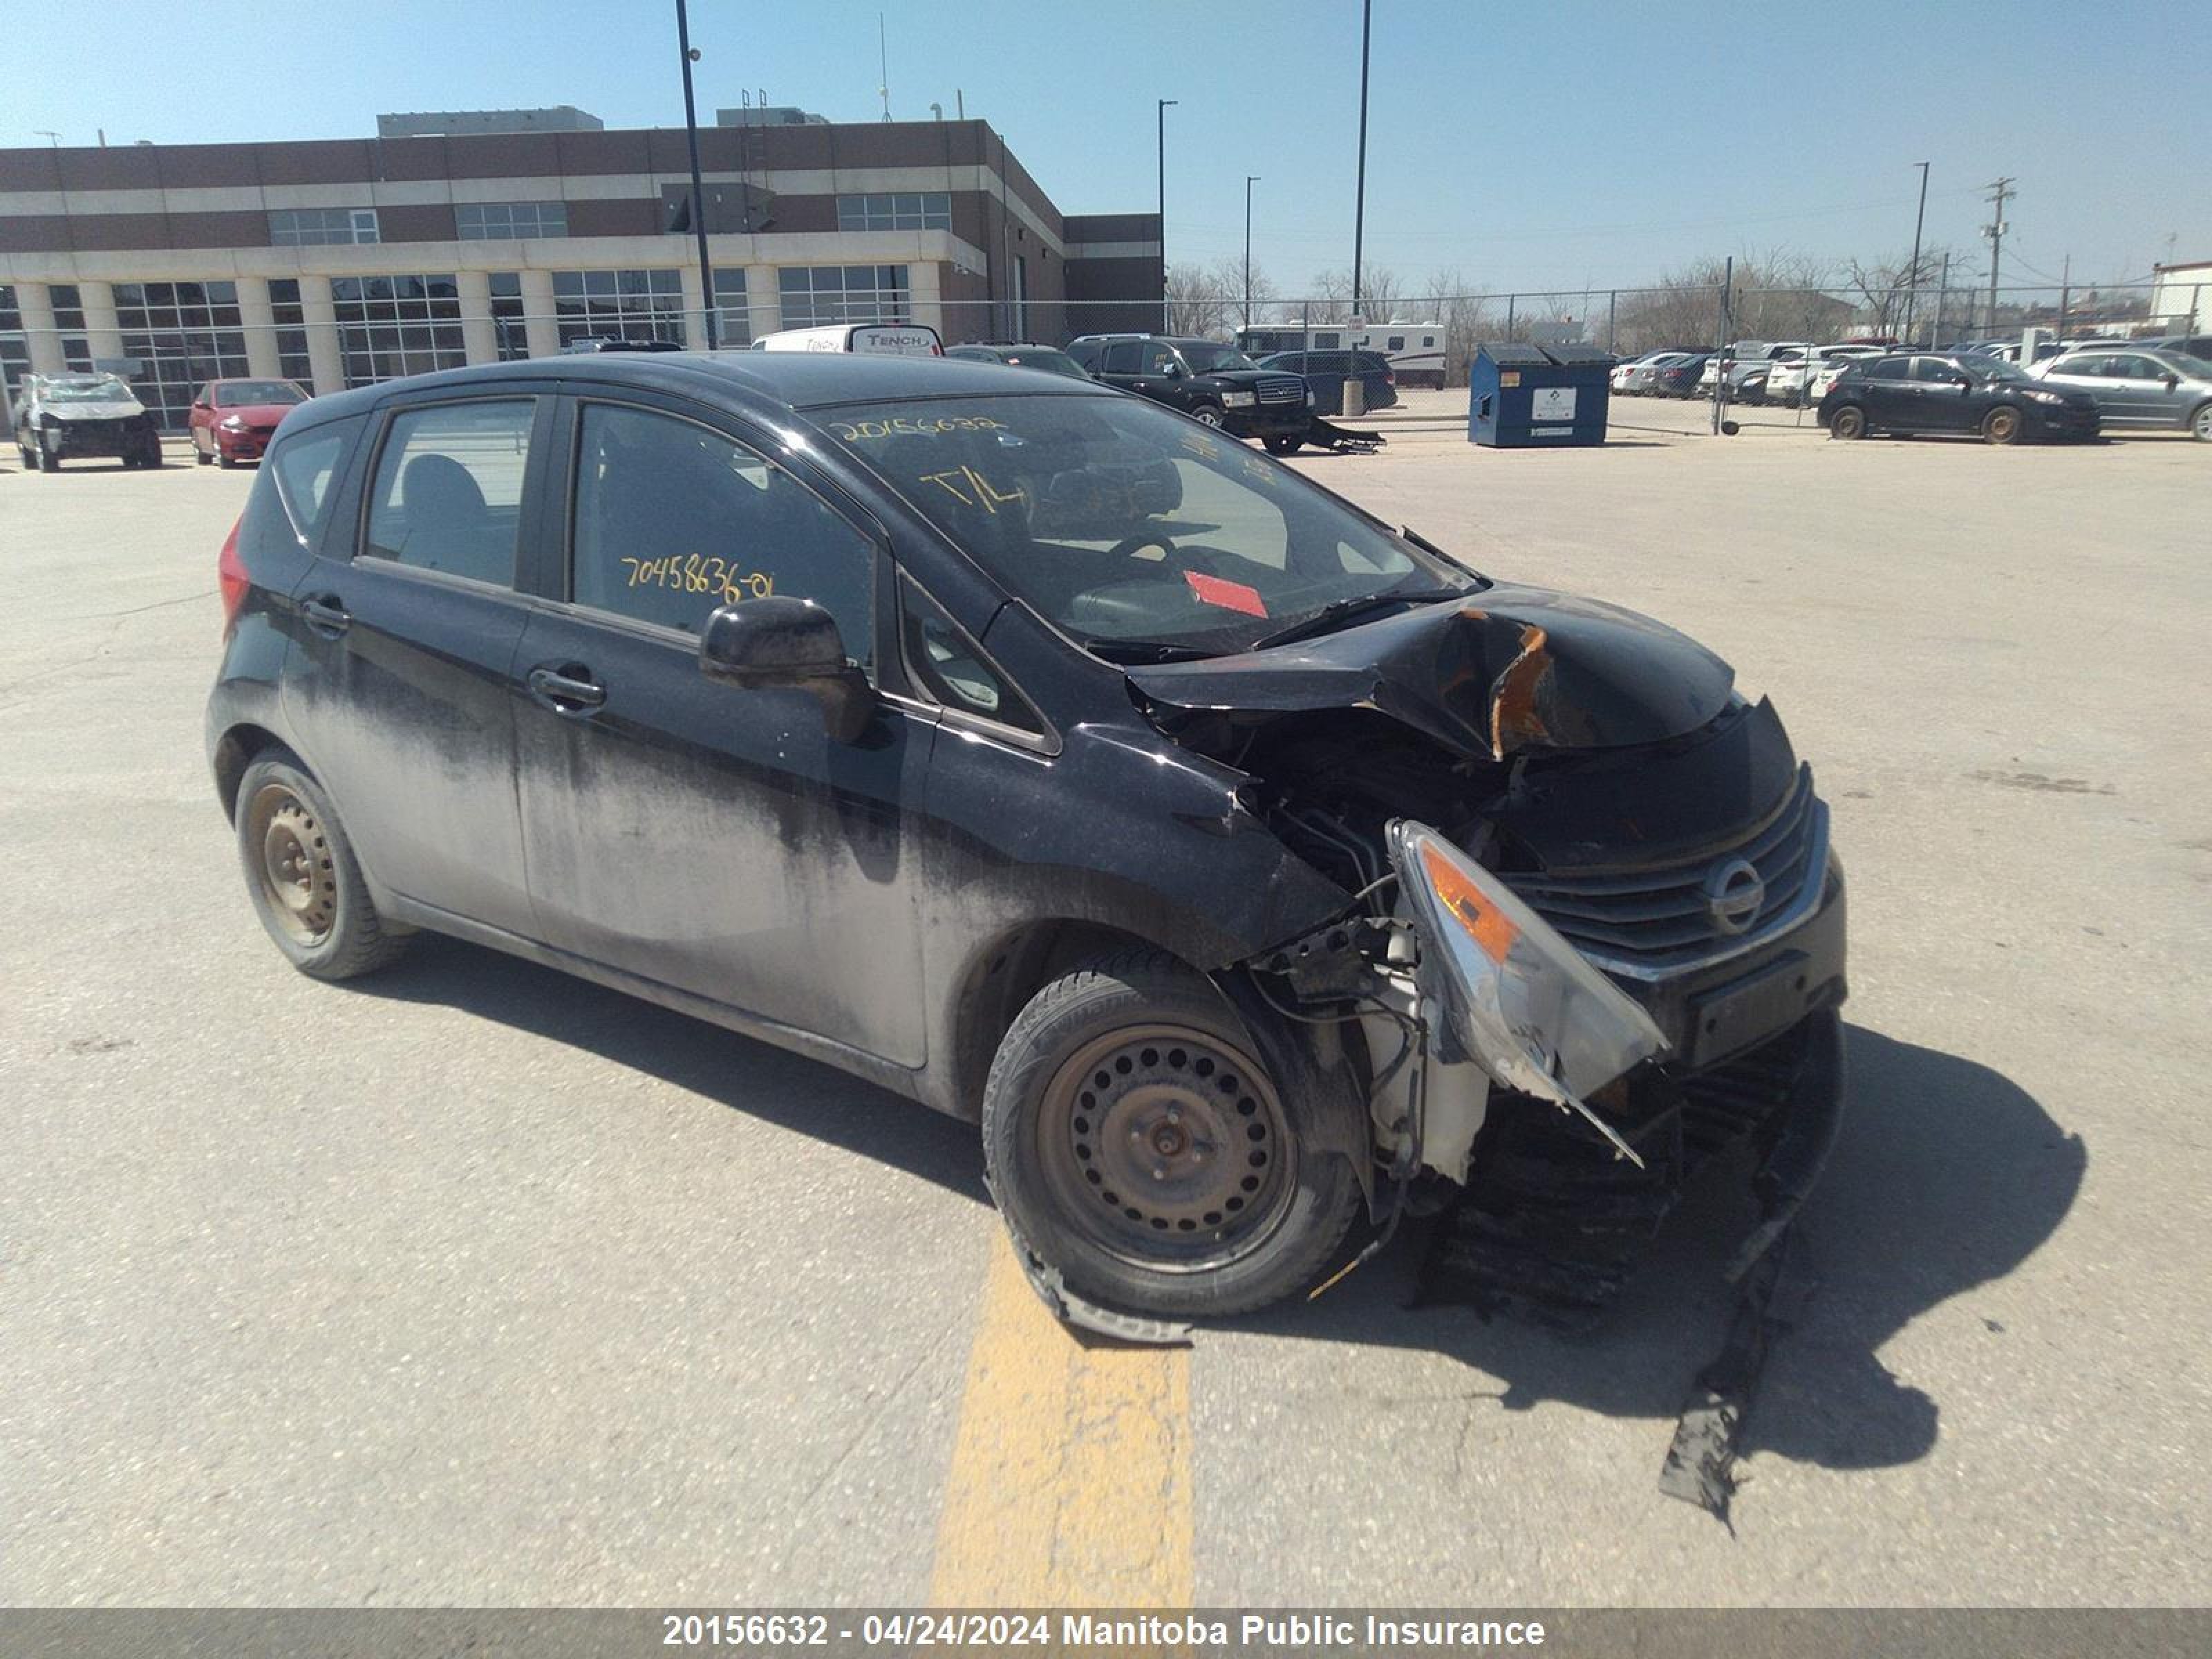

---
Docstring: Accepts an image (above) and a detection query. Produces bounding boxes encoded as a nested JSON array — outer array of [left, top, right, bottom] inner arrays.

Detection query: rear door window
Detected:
[[1102, 341, 1143, 375], [363, 400, 535, 586]]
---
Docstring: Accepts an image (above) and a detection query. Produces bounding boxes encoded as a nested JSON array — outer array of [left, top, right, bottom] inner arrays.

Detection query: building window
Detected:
[[270, 207, 380, 247], [0, 285, 27, 406], [488, 273, 532, 361], [550, 268, 685, 346], [48, 283, 92, 371], [113, 280, 250, 429], [711, 268, 750, 346], [456, 200, 569, 241], [836, 192, 951, 232], [266, 279, 315, 385], [777, 265, 910, 328], [330, 274, 465, 388]]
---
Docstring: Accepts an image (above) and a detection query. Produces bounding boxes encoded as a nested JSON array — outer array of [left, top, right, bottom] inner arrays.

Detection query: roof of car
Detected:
[[272, 350, 1112, 428]]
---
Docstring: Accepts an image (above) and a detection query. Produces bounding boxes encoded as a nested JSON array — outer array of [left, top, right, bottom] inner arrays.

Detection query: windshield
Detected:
[[1180, 342, 1259, 374], [215, 380, 307, 407], [818, 393, 1474, 658], [2165, 353, 2212, 380], [44, 377, 133, 402], [1000, 348, 1089, 380]]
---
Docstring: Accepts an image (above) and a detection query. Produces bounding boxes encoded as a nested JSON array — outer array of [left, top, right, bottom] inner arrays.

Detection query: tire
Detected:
[[1190, 402, 1226, 429], [1263, 433, 1304, 456], [234, 749, 410, 981], [1830, 405, 1867, 440], [982, 948, 1362, 1319], [195, 440, 212, 466], [2190, 402, 2212, 442], [217, 448, 236, 469], [1981, 405, 2023, 445]]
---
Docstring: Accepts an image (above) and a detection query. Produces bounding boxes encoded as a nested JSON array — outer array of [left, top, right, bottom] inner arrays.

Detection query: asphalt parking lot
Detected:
[[3, 413, 2206, 1609]]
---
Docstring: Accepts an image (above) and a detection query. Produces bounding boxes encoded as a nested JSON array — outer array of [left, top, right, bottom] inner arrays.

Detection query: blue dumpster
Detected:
[[1468, 341, 1613, 447]]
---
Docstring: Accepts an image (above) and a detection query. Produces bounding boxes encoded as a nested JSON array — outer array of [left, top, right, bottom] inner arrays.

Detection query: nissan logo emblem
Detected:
[[1703, 857, 1765, 936]]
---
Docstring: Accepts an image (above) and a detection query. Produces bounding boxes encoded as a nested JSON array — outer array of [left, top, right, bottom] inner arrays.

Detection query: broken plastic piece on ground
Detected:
[[1303, 416, 1386, 453], [1387, 819, 1668, 1165], [1658, 1224, 1819, 1524]]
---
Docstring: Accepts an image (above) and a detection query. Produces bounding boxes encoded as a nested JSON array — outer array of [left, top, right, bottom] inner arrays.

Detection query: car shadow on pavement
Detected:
[[1234, 1022, 2086, 1475], [348, 932, 993, 1206]]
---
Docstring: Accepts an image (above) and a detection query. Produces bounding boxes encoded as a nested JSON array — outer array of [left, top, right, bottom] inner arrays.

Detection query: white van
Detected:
[[750, 323, 944, 357]]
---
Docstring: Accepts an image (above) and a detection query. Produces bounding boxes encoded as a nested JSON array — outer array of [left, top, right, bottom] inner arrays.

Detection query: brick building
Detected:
[[0, 107, 1161, 429]]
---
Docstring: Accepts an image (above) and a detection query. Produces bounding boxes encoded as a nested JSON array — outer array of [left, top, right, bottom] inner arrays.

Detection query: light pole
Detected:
[[1350, 0, 1372, 320], [675, 0, 718, 348], [1244, 175, 1261, 328], [1904, 161, 1929, 344], [1156, 100, 1177, 332]]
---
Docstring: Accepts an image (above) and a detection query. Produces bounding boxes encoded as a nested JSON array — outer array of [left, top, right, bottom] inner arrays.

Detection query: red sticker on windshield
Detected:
[[1184, 572, 1268, 617]]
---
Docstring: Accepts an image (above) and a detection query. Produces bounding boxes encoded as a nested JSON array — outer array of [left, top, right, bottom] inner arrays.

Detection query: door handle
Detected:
[[527, 664, 606, 713], [300, 594, 350, 637]]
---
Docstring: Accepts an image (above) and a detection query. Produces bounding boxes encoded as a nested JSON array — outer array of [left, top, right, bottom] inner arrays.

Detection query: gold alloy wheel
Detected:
[[1037, 1022, 1295, 1273], [246, 782, 338, 946]]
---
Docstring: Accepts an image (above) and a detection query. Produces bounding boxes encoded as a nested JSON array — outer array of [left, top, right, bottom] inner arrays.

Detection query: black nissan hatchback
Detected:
[[209, 353, 1846, 1329]]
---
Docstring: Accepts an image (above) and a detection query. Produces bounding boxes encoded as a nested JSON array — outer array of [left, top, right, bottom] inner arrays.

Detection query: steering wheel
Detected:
[[1107, 530, 1177, 563]]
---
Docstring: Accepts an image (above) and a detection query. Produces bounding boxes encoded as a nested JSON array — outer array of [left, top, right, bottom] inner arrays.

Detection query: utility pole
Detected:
[[1156, 100, 1177, 332], [675, 0, 718, 348], [1981, 176, 2014, 344], [2058, 254, 2071, 337], [1904, 161, 1930, 343], [1933, 250, 1950, 341], [1244, 176, 1261, 328], [1349, 0, 1373, 320]]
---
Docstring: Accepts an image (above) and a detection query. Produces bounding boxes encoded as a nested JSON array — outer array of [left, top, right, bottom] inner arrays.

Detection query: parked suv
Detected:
[[14, 371, 162, 471], [208, 351, 1845, 1329], [1067, 333, 1312, 451]]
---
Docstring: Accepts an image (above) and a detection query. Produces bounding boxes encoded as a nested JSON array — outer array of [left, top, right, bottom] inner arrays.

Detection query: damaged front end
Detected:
[[1138, 588, 1849, 1324]]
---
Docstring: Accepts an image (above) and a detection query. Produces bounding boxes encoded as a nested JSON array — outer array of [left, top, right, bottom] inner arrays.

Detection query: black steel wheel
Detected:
[[982, 949, 1362, 1318], [235, 749, 409, 980], [1829, 405, 1867, 440]]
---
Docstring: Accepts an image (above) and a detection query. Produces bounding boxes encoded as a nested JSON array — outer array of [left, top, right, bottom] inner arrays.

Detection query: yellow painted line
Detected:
[[929, 1229, 1194, 1608]]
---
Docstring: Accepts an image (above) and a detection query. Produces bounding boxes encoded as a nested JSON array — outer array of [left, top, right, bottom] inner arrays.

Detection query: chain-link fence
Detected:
[[7, 279, 2200, 430]]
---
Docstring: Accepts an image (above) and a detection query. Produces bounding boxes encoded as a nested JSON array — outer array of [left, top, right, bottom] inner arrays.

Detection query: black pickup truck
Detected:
[[1067, 333, 1313, 451]]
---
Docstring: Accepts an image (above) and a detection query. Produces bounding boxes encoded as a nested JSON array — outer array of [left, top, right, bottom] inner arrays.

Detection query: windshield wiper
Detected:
[[1248, 586, 1463, 650], [1088, 638, 1218, 664]]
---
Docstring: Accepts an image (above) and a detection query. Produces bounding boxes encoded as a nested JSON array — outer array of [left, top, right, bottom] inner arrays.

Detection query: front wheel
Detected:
[[1263, 433, 1304, 456], [1190, 403, 1226, 429], [1982, 405, 2023, 445], [235, 749, 410, 981], [2190, 402, 2212, 442], [1829, 405, 1867, 440], [982, 950, 1362, 1319]]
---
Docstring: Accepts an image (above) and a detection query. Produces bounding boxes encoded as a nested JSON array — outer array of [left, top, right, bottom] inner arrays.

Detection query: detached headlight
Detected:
[[1221, 391, 1257, 407], [1387, 820, 1668, 1165], [220, 414, 250, 431]]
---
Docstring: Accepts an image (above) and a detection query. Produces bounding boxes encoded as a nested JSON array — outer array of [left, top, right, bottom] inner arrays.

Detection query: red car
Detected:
[[188, 377, 310, 467]]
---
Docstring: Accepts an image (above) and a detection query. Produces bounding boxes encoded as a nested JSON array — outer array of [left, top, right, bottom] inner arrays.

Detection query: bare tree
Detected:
[[1165, 256, 1277, 337], [1844, 246, 1951, 341], [1305, 265, 1401, 321]]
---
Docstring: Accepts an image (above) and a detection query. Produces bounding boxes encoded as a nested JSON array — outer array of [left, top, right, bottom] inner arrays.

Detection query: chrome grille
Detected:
[[1257, 375, 1304, 404], [1506, 767, 1826, 972]]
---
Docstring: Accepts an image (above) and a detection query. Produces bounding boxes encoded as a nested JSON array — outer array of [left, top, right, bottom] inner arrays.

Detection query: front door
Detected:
[[509, 393, 932, 1066], [283, 392, 548, 935], [2097, 353, 2183, 424]]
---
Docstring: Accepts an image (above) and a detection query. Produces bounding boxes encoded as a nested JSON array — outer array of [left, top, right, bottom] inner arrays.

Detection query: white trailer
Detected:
[[1234, 321, 1448, 386]]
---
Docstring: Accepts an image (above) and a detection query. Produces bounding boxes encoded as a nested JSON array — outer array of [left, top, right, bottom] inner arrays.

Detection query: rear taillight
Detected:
[[218, 516, 248, 637]]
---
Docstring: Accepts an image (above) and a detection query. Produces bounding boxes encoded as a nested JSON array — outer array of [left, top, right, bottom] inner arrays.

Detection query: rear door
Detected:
[[1854, 356, 1914, 425], [507, 390, 933, 1064], [1095, 340, 1146, 397], [283, 391, 550, 935]]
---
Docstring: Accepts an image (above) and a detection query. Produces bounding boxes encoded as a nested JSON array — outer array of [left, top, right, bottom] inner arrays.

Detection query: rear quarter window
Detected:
[[256, 418, 363, 552]]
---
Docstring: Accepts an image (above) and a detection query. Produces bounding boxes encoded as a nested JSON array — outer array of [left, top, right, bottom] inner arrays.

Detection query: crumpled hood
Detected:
[[41, 398, 145, 421], [1125, 583, 1735, 761]]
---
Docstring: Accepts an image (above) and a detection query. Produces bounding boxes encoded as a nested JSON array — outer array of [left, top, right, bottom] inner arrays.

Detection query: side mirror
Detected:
[[2164, 374, 2180, 390], [698, 595, 874, 742]]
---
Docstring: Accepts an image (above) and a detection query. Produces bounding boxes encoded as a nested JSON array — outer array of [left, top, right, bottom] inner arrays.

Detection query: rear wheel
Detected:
[[982, 949, 1361, 1318], [195, 438, 212, 466], [1263, 433, 1304, 456], [1982, 405, 2023, 445], [1829, 405, 1867, 440], [235, 750, 409, 981]]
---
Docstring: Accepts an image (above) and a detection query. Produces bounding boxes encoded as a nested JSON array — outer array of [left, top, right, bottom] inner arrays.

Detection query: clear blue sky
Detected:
[[9, 0, 2204, 296]]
